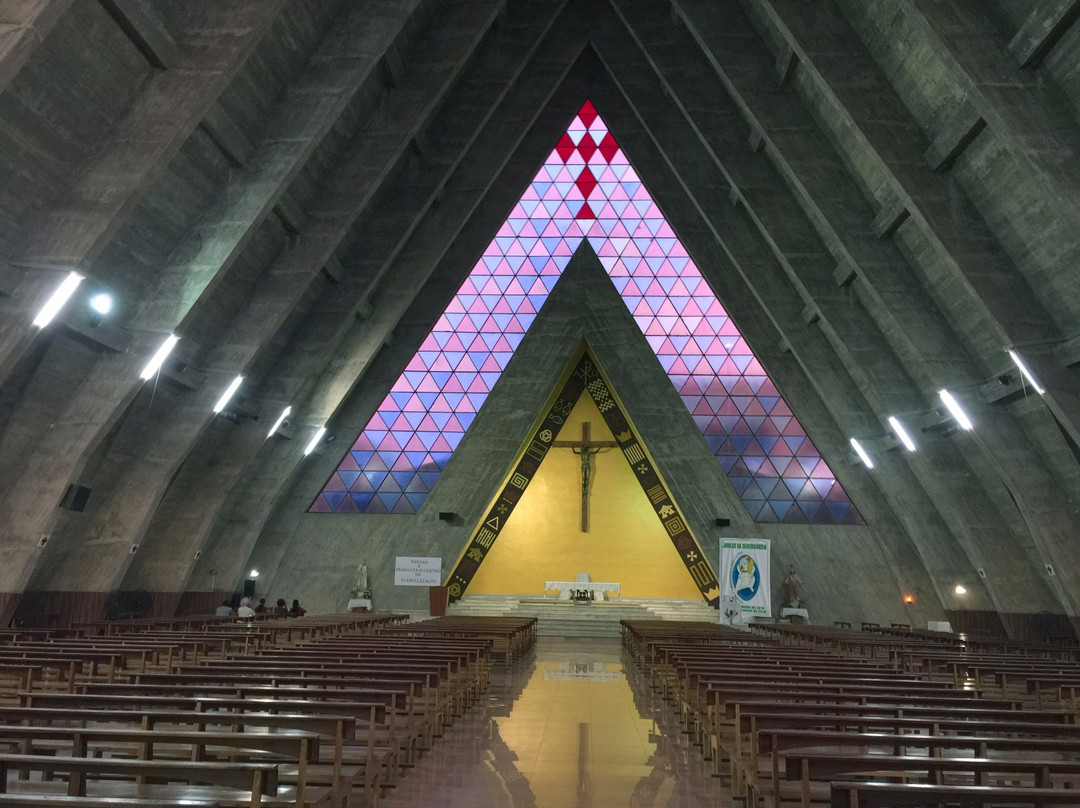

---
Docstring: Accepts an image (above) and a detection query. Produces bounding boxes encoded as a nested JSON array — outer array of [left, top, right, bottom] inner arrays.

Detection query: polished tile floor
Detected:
[[380, 636, 729, 808]]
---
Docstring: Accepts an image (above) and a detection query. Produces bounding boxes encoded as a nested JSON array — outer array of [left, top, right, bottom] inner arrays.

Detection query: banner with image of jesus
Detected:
[[720, 539, 772, 618]]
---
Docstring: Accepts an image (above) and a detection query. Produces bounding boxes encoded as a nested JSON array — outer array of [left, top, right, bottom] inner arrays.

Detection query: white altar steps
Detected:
[[446, 595, 718, 637]]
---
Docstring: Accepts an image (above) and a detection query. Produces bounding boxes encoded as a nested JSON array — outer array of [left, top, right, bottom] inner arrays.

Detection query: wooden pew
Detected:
[[829, 780, 1080, 807], [786, 752, 1080, 807], [0, 797, 220, 807], [0, 754, 277, 807]]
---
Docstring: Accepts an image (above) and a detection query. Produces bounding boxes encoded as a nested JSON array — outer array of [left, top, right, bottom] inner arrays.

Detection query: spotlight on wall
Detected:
[[140, 334, 180, 380], [249, 569, 259, 578], [32, 271, 83, 328], [212, 374, 244, 414], [939, 389, 973, 431], [887, 416, 917, 452], [849, 438, 873, 468], [954, 584, 967, 595], [1008, 350, 1045, 395], [903, 594, 915, 604], [87, 292, 113, 327], [303, 426, 327, 456]]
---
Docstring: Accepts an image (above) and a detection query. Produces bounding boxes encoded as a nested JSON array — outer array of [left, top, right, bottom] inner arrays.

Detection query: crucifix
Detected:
[[552, 421, 619, 532]]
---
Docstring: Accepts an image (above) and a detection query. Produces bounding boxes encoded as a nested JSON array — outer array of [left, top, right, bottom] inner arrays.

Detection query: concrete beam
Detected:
[[832, 258, 857, 287], [923, 97, 985, 172], [200, 102, 254, 167], [34, 0, 511, 594], [0, 260, 20, 296], [97, 0, 178, 69], [176, 24, 589, 598], [1008, 0, 1080, 68], [272, 192, 308, 236], [0, 0, 288, 389], [322, 256, 345, 283], [0, 0, 74, 94]]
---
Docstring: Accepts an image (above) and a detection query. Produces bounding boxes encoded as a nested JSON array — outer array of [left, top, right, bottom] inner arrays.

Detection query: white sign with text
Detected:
[[394, 556, 442, 586]]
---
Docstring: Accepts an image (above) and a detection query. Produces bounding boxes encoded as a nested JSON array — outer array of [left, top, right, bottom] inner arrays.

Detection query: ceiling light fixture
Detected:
[[212, 375, 244, 414], [887, 416, 917, 452], [303, 426, 327, 456], [267, 405, 292, 438], [139, 334, 179, 380], [939, 389, 973, 431], [850, 437, 873, 468], [32, 271, 83, 328], [954, 584, 967, 595], [89, 292, 113, 316], [1008, 349, 1045, 395]]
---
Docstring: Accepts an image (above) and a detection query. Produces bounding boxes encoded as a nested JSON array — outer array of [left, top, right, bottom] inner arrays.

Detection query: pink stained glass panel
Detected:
[[311, 101, 862, 525]]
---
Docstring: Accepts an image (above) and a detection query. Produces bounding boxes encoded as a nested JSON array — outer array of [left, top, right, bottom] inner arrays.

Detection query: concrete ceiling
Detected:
[[1, 0, 1079, 633]]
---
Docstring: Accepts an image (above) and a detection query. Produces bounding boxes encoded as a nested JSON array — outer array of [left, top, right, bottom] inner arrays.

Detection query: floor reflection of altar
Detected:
[[378, 637, 724, 808], [543, 580, 621, 600]]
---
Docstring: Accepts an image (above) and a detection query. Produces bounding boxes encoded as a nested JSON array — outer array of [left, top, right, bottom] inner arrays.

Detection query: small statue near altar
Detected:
[[782, 567, 802, 609]]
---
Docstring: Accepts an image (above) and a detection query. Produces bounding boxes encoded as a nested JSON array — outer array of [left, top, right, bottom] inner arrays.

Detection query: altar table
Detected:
[[544, 581, 621, 600]]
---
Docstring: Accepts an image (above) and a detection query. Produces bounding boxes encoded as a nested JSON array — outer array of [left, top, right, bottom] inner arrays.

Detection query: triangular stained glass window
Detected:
[[311, 101, 863, 525]]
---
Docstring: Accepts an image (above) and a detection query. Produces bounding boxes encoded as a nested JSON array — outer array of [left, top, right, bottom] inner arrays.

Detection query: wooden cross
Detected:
[[551, 421, 618, 532]]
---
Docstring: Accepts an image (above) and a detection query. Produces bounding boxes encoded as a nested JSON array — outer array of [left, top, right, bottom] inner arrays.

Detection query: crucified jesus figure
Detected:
[[552, 421, 618, 532], [573, 444, 601, 501]]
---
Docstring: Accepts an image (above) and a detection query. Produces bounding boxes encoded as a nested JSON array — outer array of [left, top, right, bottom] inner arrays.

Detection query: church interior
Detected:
[[2, 0, 1080, 805]]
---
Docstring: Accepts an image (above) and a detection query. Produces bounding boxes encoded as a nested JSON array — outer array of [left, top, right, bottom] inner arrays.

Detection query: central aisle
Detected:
[[380, 636, 726, 808]]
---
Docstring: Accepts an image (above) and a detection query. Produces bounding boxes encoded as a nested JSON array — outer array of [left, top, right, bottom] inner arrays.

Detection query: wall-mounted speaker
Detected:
[[438, 512, 459, 523], [59, 484, 92, 512], [243, 578, 256, 598], [714, 518, 731, 527]]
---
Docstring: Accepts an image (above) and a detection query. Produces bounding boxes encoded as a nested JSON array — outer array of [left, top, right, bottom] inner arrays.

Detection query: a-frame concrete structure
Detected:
[[1, 0, 1079, 636]]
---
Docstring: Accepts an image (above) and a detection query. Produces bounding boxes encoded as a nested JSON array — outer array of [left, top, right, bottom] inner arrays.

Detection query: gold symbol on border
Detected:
[[664, 516, 687, 536], [623, 444, 645, 464], [510, 473, 529, 490], [475, 528, 497, 548], [689, 562, 712, 587]]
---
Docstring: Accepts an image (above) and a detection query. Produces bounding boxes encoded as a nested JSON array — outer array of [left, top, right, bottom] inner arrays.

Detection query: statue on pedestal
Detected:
[[782, 567, 802, 609]]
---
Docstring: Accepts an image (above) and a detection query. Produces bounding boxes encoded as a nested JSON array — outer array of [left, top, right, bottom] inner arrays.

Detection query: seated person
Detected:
[[237, 597, 256, 619], [253, 598, 267, 613], [290, 599, 306, 617], [215, 599, 234, 617], [273, 598, 289, 615]]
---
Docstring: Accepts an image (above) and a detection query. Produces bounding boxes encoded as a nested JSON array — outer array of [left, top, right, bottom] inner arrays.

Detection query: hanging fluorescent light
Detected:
[[212, 375, 244, 413], [887, 416, 917, 452], [1008, 350, 1045, 395], [849, 437, 873, 468], [32, 271, 83, 327], [938, 389, 973, 430], [303, 426, 327, 456], [267, 405, 292, 438], [139, 334, 179, 380]]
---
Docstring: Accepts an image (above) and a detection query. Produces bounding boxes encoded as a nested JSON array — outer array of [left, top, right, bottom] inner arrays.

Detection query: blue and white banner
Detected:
[[720, 539, 771, 619]]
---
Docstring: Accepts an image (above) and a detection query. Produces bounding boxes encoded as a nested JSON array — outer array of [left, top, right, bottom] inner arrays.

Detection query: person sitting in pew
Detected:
[[237, 597, 256, 619], [274, 598, 289, 615], [290, 599, 306, 617], [215, 599, 235, 617], [254, 597, 268, 613]]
